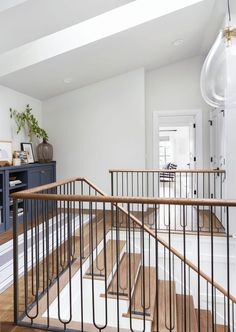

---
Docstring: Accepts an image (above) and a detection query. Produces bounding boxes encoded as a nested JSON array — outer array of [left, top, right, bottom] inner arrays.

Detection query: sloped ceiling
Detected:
[[0, 0, 226, 100]]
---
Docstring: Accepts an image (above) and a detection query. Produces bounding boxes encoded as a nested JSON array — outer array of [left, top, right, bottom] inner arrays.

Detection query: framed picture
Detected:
[[21, 143, 35, 163], [13, 150, 28, 164], [0, 141, 12, 165]]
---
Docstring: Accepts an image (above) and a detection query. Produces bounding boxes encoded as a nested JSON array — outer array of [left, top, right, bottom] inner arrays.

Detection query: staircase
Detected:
[[11, 176, 235, 332], [78, 234, 229, 331]]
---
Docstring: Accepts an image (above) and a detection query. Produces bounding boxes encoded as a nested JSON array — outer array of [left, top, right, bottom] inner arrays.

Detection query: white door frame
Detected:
[[153, 109, 203, 168]]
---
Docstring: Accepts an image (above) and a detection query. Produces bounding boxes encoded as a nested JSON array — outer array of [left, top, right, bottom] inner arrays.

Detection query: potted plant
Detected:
[[10, 104, 53, 163]]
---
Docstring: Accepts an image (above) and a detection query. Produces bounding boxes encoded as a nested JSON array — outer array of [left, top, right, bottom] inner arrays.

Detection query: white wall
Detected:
[[225, 23, 236, 236], [0, 85, 42, 153], [42, 69, 145, 194], [145, 56, 211, 169]]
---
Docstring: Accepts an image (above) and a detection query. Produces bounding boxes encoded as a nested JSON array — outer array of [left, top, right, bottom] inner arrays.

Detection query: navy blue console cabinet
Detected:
[[0, 162, 56, 233]]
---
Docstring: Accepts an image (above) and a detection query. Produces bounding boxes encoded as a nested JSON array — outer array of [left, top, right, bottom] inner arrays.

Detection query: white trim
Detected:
[[153, 109, 203, 168]]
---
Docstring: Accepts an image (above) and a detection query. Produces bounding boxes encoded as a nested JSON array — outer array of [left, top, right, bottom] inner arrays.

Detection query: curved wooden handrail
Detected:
[[18, 177, 82, 194], [109, 168, 226, 174], [10, 176, 236, 304]]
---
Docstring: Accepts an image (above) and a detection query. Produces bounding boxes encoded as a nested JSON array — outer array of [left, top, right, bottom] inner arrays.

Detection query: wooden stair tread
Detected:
[[123, 266, 156, 321], [199, 210, 225, 233], [216, 325, 228, 332], [195, 309, 213, 330], [107, 253, 141, 299], [152, 280, 177, 332], [176, 294, 198, 332], [85, 240, 126, 279], [195, 309, 229, 331]]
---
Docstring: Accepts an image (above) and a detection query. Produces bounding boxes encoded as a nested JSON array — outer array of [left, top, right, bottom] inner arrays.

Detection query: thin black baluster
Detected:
[[197, 205, 201, 332], [226, 207, 230, 331], [183, 205, 187, 332], [210, 206, 215, 332], [154, 203, 159, 332]]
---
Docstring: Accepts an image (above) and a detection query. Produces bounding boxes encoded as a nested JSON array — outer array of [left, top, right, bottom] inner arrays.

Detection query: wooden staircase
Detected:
[[83, 237, 229, 331]]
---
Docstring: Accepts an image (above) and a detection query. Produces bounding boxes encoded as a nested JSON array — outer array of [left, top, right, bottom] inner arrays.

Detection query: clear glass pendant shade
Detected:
[[200, 28, 236, 108]]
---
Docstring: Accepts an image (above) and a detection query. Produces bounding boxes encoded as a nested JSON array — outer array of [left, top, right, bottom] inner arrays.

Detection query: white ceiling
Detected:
[[0, 0, 134, 53], [0, 0, 28, 13], [0, 0, 226, 100]]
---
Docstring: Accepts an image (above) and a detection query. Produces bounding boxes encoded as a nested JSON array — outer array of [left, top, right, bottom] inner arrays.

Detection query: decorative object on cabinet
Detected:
[[13, 151, 28, 164], [10, 104, 48, 142], [37, 138, 53, 163], [12, 158, 21, 166], [0, 141, 12, 166], [21, 143, 34, 163]]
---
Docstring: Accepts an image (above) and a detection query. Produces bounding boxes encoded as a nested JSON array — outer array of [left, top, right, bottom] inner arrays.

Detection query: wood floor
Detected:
[[117, 207, 226, 235]]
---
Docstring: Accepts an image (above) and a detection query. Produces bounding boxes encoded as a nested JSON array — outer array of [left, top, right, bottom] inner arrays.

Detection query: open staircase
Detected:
[[11, 176, 234, 332], [81, 236, 228, 332]]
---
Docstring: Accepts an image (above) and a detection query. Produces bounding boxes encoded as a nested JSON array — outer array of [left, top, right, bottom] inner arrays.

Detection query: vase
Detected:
[[37, 139, 53, 163]]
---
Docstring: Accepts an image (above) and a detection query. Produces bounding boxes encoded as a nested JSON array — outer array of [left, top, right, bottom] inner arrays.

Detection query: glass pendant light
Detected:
[[200, 0, 236, 108]]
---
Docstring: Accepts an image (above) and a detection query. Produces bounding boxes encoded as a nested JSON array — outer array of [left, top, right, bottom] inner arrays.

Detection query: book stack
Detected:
[[9, 179, 22, 187], [10, 207, 24, 218]]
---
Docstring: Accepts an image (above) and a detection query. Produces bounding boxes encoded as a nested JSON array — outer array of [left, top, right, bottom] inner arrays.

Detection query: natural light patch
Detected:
[[0, 0, 204, 77]]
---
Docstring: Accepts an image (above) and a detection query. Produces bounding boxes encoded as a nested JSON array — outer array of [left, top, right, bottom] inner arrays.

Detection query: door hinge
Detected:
[[193, 123, 196, 129], [194, 190, 197, 195], [194, 157, 196, 162], [209, 120, 213, 126], [221, 110, 225, 117], [210, 157, 213, 163], [211, 193, 214, 199]]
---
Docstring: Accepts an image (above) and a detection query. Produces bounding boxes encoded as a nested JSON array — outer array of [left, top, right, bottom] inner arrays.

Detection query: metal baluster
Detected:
[[226, 207, 230, 331], [210, 205, 215, 332], [45, 199, 50, 328], [197, 205, 201, 332], [79, 201, 84, 331], [13, 199, 19, 324], [154, 203, 159, 332], [115, 205, 120, 331], [183, 205, 187, 332]]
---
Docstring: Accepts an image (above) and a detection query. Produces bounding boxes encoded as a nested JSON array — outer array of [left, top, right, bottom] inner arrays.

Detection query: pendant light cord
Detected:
[[227, 0, 231, 23]]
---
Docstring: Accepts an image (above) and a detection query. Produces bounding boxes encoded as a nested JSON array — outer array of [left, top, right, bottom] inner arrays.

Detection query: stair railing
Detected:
[[12, 177, 235, 332], [110, 169, 226, 233]]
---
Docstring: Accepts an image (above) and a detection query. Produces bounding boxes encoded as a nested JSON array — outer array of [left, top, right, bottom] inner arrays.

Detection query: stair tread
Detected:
[[196, 309, 213, 330], [85, 240, 126, 279], [199, 210, 225, 233], [123, 266, 156, 321], [176, 294, 198, 332], [195, 309, 229, 331], [152, 280, 177, 332], [107, 253, 141, 299], [216, 325, 228, 332]]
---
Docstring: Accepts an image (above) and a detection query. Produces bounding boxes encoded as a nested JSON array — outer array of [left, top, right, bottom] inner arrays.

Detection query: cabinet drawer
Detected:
[[28, 167, 54, 189]]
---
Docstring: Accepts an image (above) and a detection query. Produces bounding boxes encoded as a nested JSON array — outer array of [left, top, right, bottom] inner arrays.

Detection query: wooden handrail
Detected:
[[11, 192, 236, 207], [15, 177, 105, 196], [10, 176, 236, 304], [109, 168, 226, 174], [18, 177, 82, 194]]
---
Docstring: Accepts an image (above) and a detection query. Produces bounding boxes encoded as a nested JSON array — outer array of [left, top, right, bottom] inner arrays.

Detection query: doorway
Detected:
[[159, 125, 195, 169], [153, 110, 202, 169]]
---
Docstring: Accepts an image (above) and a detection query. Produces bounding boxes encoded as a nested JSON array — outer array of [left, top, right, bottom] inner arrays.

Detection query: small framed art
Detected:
[[0, 141, 12, 166], [21, 142, 35, 163]]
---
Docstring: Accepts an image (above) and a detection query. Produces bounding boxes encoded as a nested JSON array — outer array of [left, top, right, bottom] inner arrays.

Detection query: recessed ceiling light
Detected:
[[173, 39, 184, 47], [63, 77, 73, 84]]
